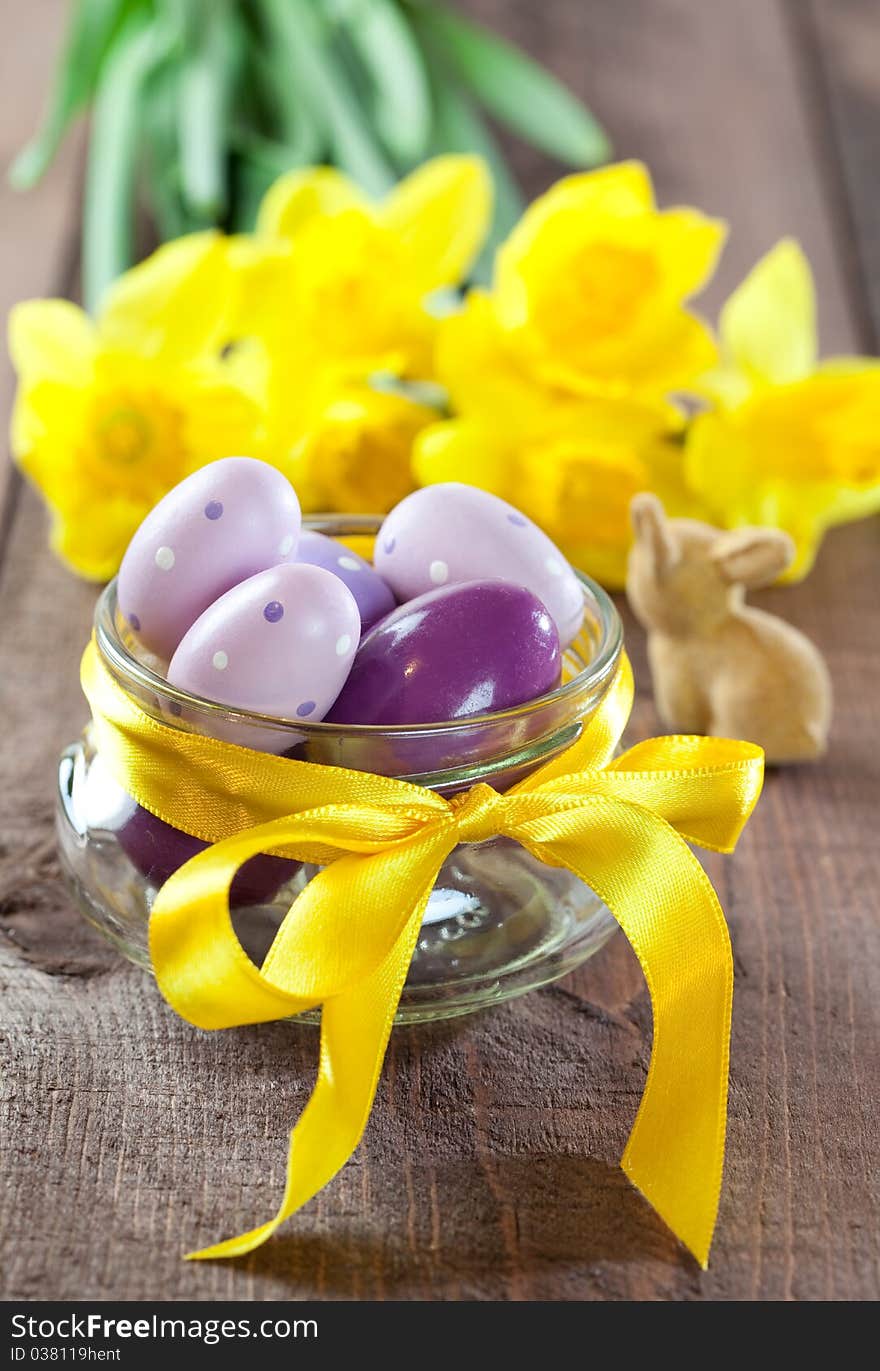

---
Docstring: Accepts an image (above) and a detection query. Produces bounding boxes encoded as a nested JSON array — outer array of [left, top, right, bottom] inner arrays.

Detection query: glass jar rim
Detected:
[[94, 513, 623, 740]]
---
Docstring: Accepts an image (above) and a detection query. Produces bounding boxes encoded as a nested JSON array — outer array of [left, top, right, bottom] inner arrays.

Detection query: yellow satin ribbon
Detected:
[[81, 638, 763, 1267]]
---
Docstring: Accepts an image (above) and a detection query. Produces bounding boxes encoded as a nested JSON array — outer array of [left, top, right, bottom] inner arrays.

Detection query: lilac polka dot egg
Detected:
[[374, 484, 585, 648], [118, 457, 302, 660], [293, 529, 396, 631], [167, 563, 360, 749]]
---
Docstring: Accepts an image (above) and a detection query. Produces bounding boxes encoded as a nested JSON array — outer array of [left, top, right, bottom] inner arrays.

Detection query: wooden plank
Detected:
[[1, 0, 878, 1300], [803, 0, 880, 349]]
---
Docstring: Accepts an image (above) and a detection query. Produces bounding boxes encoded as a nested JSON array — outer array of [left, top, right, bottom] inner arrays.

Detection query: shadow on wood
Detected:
[[225, 1155, 691, 1298]]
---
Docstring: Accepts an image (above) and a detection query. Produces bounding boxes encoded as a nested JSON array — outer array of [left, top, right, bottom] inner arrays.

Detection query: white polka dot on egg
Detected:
[[212, 650, 229, 671], [429, 559, 449, 585], [338, 556, 360, 572], [545, 557, 562, 577], [155, 545, 175, 571], [335, 634, 352, 657]]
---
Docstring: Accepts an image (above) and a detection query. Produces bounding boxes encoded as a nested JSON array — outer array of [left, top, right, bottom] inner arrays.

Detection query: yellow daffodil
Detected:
[[235, 155, 492, 381], [412, 162, 724, 585], [687, 239, 880, 578], [414, 293, 695, 586], [10, 234, 262, 580], [221, 155, 488, 517], [492, 161, 725, 398], [287, 383, 437, 515]]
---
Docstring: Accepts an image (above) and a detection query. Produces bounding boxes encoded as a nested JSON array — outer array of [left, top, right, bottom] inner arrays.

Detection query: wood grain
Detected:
[[1, 0, 878, 1301], [806, 0, 880, 349]]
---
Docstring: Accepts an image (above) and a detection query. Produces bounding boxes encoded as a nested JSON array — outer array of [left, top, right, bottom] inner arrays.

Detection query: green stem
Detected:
[[427, 70, 524, 283], [259, 0, 394, 197], [178, 0, 240, 219], [82, 12, 163, 313]]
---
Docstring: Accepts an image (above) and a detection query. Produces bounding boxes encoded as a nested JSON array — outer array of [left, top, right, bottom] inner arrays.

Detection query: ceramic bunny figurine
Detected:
[[626, 494, 831, 763]]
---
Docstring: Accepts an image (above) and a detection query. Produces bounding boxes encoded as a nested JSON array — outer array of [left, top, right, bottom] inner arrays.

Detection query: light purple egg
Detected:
[[293, 530, 396, 631], [374, 484, 585, 648], [167, 563, 359, 748], [118, 457, 302, 659]]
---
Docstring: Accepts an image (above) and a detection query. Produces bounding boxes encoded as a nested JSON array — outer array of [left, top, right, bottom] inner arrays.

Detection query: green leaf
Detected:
[[230, 153, 277, 234], [82, 11, 167, 313], [250, 45, 325, 163], [9, 0, 139, 188], [259, 0, 395, 198], [228, 125, 310, 184], [412, 5, 610, 167], [177, 0, 242, 219], [341, 0, 432, 164], [427, 71, 523, 284], [142, 59, 205, 241]]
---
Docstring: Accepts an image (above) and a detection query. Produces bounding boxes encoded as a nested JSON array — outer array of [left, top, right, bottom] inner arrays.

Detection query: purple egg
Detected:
[[118, 457, 302, 659], [83, 755, 294, 907], [293, 529, 396, 631], [374, 484, 585, 647], [325, 580, 561, 726], [167, 562, 360, 746], [118, 806, 295, 906]]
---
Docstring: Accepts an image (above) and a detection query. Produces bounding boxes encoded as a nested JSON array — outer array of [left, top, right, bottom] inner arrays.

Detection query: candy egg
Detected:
[[118, 457, 302, 659], [326, 580, 561, 726], [83, 755, 295, 906], [167, 563, 359, 744], [293, 529, 396, 631], [374, 484, 585, 647]]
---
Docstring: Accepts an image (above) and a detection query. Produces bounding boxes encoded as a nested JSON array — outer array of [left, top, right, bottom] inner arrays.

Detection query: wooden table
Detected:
[[1, 0, 878, 1302]]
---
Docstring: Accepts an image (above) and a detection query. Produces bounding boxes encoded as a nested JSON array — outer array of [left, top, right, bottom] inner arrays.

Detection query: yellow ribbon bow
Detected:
[[81, 637, 763, 1267]]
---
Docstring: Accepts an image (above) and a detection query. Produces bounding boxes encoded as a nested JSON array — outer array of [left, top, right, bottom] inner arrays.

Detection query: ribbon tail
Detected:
[[187, 887, 431, 1261], [513, 651, 633, 791], [516, 797, 733, 1268], [186, 833, 452, 1261]]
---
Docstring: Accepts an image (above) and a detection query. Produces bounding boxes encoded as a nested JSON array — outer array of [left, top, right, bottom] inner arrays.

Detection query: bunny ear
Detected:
[[630, 492, 677, 577], [711, 526, 795, 588]]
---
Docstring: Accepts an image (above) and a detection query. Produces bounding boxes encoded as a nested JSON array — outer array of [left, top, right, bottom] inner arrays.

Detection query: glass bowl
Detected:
[[56, 515, 623, 1023]]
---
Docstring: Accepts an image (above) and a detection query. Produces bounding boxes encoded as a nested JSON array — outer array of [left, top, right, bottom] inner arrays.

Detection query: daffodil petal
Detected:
[[818, 481, 880, 529], [507, 163, 654, 252], [489, 161, 723, 396], [816, 355, 880, 378], [524, 307, 719, 397], [181, 375, 267, 470], [225, 238, 298, 344], [99, 233, 233, 364], [413, 417, 512, 494], [682, 408, 880, 581], [289, 384, 435, 514], [435, 293, 551, 424], [626, 310, 720, 393], [654, 208, 727, 300], [380, 155, 492, 293], [49, 490, 150, 583], [495, 160, 653, 298], [717, 238, 817, 394], [640, 432, 712, 523], [256, 167, 366, 241], [8, 300, 95, 387], [12, 377, 90, 476]]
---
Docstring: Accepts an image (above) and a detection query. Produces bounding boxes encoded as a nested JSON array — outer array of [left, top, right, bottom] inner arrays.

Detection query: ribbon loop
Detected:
[[79, 638, 764, 1268]]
